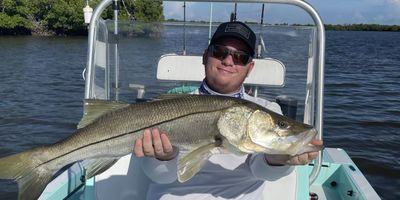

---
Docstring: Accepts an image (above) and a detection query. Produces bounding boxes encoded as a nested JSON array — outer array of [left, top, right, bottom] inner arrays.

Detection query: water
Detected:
[[323, 31, 400, 199], [0, 29, 399, 200]]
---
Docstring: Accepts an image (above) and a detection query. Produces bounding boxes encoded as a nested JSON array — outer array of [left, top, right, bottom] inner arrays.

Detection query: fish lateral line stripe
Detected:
[[38, 129, 138, 168], [37, 108, 229, 169]]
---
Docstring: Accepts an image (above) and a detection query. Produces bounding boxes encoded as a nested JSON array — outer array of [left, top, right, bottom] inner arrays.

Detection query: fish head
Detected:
[[218, 106, 319, 156], [247, 109, 319, 155]]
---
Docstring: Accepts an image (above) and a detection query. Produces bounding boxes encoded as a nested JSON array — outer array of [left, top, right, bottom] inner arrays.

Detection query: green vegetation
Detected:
[[280, 23, 400, 31], [0, 0, 164, 35], [165, 19, 400, 32], [134, 0, 163, 22], [324, 24, 400, 32], [0, 0, 32, 34], [1, 0, 398, 36], [265, 23, 400, 31]]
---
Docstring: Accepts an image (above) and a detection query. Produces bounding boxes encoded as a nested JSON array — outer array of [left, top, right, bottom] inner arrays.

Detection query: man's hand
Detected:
[[265, 139, 323, 166], [134, 128, 178, 161]]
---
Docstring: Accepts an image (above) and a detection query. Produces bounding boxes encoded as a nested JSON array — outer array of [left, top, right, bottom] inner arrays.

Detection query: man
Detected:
[[134, 21, 323, 199]]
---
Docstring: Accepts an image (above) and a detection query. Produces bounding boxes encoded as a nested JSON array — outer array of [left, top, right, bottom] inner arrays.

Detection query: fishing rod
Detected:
[[112, 0, 120, 100], [251, 4, 267, 96], [208, 2, 213, 45], [257, 3, 266, 58], [183, 1, 187, 55], [230, 3, 237, 22]]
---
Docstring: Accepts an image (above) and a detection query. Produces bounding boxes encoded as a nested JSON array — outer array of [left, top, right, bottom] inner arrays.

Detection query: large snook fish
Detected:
[[0, 95, 321, 200]]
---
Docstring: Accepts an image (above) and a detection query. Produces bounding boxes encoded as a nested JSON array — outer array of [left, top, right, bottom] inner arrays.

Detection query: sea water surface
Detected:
[[0, 28, 399, 200]]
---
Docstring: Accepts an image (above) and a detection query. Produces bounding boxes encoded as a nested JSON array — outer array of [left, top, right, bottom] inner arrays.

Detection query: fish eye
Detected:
[[277, 121, 288, 129]]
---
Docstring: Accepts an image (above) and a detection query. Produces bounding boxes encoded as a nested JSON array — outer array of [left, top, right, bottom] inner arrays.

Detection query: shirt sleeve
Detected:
[[247, 153, 294, 181], [265, 102, 283, 115], [243, 93, 283, 115], [140, 156, 178, 184]]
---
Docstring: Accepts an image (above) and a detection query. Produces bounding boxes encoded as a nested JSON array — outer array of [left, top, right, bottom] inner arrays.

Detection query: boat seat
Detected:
[[157, 54, 285, 87]]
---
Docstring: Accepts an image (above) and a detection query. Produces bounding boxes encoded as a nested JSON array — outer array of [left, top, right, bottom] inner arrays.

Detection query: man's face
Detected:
[[203, 37, 254, 94]]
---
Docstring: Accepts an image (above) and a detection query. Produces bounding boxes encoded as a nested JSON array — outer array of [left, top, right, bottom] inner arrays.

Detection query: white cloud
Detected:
[[163, 2, 183, 19], [164, 2, 201, 20], [372, 0, 400, 24], [388, 0, 400, 7], [388, 0, 400, 13], [352, 11, 366, 23], [164, 2, 206, 20]]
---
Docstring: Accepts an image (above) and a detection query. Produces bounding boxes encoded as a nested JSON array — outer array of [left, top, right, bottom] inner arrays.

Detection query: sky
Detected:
[[163, 0, 400, 25]]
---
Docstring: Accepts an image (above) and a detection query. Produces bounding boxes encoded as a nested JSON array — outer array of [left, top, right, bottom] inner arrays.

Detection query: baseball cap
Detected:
[[210, 21, 256, 57]]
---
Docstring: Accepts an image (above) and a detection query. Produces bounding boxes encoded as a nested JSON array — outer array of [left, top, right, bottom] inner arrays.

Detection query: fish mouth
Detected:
[[255, 128, 318, 155], [298, 128, 317, 145], [283, 128, 318, 155], [277, 128, 317, 145]]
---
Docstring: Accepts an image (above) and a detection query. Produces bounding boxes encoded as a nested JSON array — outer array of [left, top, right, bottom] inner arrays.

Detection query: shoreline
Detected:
[[1, 23, 399, 36]]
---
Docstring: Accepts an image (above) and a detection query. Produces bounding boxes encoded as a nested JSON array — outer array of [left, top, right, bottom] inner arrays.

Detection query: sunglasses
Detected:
[[208, 45, 252, 66]]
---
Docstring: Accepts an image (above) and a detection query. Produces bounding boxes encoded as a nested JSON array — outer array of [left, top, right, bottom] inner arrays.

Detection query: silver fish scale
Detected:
[[47, 95, 245, 164]]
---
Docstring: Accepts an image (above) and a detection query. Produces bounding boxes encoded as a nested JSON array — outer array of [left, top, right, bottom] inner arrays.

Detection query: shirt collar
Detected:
[[198, 79, 245, 99]]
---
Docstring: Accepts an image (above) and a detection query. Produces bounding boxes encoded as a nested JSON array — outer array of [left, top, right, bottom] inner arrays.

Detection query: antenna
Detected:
[[208, 2, 213, 45], [183, 1, 187, 55], [230, 3, 237, 22], [257, 4, 267, 58]]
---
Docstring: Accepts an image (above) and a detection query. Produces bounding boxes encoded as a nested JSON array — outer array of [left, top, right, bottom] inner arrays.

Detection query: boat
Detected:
[[38, 0, 381, 199]]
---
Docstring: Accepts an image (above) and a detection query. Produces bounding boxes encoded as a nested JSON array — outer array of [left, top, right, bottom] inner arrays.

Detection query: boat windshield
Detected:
[[89, 19, 319, 123]]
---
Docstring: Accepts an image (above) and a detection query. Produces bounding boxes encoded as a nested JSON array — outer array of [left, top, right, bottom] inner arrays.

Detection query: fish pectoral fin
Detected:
[[78, 99, 130, 129], [177, 143, 220, 183], [82, 158, 119, 179]]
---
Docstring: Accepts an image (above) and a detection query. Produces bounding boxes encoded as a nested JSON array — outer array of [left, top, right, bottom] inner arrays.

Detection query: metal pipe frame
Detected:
[[85, 0, 325, 185], [85, 0, 113, 99]]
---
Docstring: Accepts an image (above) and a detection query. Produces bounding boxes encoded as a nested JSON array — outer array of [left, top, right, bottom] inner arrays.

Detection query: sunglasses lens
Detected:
[[233, 52, 250, 65], [211, 45, 229, 59], [210, 45, 250, 65]]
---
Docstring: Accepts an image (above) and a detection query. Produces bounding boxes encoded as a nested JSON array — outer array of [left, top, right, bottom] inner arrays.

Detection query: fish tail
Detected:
[[0, 149, 55, 200]]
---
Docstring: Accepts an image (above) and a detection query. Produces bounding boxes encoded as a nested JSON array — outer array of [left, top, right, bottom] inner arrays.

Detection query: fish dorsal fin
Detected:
[[177, 143, 222, 182], [152, 93, 194, 101], [82, 158, 119, 179], [78, 99, 130, 129]]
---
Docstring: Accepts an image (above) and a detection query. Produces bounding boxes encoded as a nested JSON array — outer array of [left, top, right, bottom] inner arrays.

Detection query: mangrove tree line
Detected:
[[0, 0, 163, 35]]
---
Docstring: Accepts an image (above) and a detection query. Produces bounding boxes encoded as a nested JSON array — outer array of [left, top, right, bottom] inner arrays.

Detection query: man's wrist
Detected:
[[156, 146, 179, 161], [264, 154, 285, 166]]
